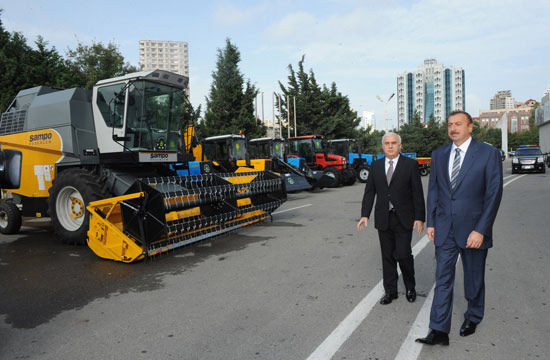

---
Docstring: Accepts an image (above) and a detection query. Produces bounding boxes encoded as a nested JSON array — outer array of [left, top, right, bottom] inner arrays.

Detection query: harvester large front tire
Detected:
[[0, 200, 22, 235], [48, 169, 107, 245]]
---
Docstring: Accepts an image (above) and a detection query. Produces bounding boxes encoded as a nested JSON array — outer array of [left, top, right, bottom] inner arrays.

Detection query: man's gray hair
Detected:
[[381, 132, 402, 145]]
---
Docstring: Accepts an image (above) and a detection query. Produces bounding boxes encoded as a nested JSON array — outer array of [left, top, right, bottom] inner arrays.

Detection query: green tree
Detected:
[[63, 40, 138, 89], [278, 55, 361, 139], [357, 127, 385, 155], [200, 38, 266, 139], [1, 10, 138, 111], [397, 111, 447, 156]]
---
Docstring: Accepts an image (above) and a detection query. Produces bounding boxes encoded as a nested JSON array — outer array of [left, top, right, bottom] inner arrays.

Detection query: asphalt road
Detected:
[[1, 160, 549, 360]]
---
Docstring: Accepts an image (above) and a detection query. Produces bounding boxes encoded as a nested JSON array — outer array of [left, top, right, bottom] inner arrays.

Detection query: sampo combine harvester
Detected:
[[0, 70, 286, 262]]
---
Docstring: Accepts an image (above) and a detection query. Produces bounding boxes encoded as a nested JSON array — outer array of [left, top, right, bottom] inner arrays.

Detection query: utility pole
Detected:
[[277, 93, 282, 138], [293, 96, 297, 137], [287, 95, 290, 138]]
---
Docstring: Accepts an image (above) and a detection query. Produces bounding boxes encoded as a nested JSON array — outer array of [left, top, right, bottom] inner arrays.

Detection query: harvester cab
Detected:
[[0, 70, 286, 262], [326, 139, 374, 183], [287, 135, 356, 187]]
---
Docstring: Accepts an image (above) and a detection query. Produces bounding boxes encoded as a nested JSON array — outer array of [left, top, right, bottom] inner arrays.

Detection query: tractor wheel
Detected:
[[357, 165, 370, 183], [48, 168, 108, 245], [344, 168, 357, 186], [0, 200, 22, 235], [323, 167, 340, 188], [419, 167, 429, 176]]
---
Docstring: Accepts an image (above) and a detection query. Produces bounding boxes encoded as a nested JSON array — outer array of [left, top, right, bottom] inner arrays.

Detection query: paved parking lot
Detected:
[[1, 164, 549, 360]]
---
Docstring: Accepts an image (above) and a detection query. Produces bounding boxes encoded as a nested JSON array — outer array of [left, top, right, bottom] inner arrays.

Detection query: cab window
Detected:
[[97, 84, 125, 128]]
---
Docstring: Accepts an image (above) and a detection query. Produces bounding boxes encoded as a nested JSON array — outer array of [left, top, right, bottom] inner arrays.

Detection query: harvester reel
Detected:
[[48, 168, 109, 245]]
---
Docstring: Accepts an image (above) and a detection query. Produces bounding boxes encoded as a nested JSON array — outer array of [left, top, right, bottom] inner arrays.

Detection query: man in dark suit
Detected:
[[416, 111, 503, 346], [358, 132, 425, 305]]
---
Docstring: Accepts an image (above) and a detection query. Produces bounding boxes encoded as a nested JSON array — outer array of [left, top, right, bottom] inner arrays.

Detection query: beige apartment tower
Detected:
[[139, 40, 189, 77]]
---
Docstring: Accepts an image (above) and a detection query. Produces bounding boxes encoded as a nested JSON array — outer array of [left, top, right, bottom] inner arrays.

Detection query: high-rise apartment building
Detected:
[[490, 90, 517, 110], [139, 40, 189, 77], [397, 59, 465, 126]]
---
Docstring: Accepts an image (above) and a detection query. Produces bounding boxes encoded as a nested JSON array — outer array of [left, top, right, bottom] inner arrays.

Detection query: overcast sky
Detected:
[[2, 0, 549, 129]]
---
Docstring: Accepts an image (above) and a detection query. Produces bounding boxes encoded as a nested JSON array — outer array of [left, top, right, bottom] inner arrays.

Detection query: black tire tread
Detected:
[[47, 168, 108, 245], [0, 201, 22, 235]]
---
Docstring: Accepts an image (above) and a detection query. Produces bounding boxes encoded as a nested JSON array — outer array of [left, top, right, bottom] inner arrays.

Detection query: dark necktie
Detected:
[[451, 148, 461, 189], [387, 160, 394, 210]]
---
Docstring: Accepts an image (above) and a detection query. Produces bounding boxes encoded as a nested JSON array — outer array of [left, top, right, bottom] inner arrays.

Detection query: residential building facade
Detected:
[[535, 89, 550, 153], [479, 108, 532, 133], [490, 90, 517, 110], [397, 59, 465, 126], [139, 40, 189, 77]]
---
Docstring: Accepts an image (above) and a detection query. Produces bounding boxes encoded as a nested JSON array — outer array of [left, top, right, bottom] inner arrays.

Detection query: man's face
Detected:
[[448, 113, 473, 145], [382, 134, 401, 159]]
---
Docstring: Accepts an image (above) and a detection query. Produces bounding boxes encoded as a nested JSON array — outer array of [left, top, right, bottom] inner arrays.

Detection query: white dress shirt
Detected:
[[385, 155, 400, 175], [448, 136, 472, 181]]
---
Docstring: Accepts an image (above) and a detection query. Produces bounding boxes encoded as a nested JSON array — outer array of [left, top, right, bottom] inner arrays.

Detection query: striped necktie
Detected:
[[450, 148, 461, 189]]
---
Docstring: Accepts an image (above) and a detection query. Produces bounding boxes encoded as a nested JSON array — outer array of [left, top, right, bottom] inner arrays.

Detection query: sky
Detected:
[[2, 0, 550, 130]]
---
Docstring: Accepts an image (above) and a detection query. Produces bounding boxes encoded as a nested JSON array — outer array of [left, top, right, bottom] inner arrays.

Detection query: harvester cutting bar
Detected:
[[142, 172, 283, 212], [87, 171, 286, 262]]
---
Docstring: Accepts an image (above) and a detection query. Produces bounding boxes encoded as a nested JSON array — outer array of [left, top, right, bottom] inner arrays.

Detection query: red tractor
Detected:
[[287, 135, 356, 187]]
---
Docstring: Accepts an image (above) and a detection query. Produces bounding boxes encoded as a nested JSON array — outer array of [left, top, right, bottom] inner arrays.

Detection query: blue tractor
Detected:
[[326, 139, 375, 183]]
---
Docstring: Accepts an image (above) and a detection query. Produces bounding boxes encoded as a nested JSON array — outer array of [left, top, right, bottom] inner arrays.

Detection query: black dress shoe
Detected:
[[415, 329, 449, 346], [379, 293, 398, 305], [406, 289, 416, 302], [459, 319, 478, 337]]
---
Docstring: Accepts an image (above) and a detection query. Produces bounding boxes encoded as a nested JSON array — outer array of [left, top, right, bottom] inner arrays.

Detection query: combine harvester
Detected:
[[0, 70, 286, 262]]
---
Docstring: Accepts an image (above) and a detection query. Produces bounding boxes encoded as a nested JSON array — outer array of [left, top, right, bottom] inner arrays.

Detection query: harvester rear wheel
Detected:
[[0, 200, 22, 235], [48, 168, 108, 245]]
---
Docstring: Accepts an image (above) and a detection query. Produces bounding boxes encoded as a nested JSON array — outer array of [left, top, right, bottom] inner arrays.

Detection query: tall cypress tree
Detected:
[[201, 38, 265, 138], [278, 55, 360, 139]]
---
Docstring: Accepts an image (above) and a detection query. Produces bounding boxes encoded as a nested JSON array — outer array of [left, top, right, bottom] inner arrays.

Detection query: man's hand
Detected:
[[357, 217, 369, 231], [466, 230, 484, 248], [427, 227, 435, 241], [413, 220, 424, 234]]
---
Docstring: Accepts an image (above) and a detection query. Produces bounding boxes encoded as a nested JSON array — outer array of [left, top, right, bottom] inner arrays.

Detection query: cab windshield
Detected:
[[330, 142, 348, 156], [125, 80, 183, 151]]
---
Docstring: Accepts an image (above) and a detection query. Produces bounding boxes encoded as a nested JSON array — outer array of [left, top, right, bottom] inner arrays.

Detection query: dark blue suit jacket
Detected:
[[426, 139, 503, 249]]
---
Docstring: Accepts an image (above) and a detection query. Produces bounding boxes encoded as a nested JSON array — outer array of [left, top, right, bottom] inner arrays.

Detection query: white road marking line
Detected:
[[272, 204, 312, 215], [396, 173, 524, 360], [503, 175, 514, 180], [306, 236, 430, 360], [394, 284, 436, 360], [504, 174, 526, 187], [308, 172, 527, 360]]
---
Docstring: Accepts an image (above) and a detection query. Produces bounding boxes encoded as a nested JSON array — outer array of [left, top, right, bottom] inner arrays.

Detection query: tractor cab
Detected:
[[287, 135, 356, 186], [248, 137, 285, 159], [202, 134, 248, 171]]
